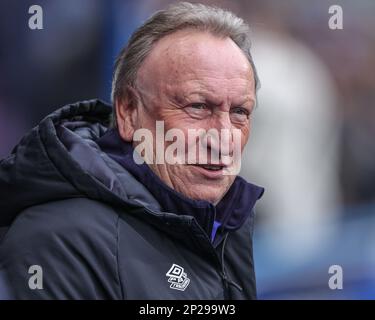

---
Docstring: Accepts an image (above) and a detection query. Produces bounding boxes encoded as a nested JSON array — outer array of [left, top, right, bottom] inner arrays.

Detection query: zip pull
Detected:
[[221, 271, 243, 291], [226, 278, 243, 292]]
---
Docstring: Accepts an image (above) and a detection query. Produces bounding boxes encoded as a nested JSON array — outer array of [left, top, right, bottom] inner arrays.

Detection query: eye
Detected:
[[190, 103, 208, 110], [231, 107, 250, 117], [184, 103, 212, 119], [230, 107, 251, 125]]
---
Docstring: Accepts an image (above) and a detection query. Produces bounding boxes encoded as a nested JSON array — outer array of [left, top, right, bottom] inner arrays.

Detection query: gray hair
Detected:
[[111, 1, 259, 127]]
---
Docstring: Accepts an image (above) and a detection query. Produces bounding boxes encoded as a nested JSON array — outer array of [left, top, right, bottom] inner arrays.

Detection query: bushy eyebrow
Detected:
[[172, 90, 255, 108], [171, 90, 216, 104]]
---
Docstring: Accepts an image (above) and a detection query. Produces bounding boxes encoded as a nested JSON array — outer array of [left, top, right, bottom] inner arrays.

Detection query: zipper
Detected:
[[190, 219, 243, 299], [220, 233, 243, 294]]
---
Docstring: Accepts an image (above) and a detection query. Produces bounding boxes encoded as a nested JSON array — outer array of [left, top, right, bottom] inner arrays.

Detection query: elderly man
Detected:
[[0, 2, 263, 299]]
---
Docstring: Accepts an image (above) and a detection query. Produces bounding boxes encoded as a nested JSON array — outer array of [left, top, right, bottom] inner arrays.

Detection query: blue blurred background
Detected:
[[0, 0, 374, 299]]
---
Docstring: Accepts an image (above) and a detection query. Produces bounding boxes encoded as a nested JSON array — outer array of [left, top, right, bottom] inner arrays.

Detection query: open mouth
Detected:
[[197, 164, 224, 171], [188, 164, 227, 179]]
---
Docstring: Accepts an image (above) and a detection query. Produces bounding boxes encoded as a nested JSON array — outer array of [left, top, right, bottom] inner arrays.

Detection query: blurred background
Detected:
[[0, 0, 374, 299]]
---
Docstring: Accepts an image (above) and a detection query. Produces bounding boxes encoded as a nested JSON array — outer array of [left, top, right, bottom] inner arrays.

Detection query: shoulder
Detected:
[[5, 198, 119, 242], [0, 198, 122, 299], [0, 197, 121, 263]]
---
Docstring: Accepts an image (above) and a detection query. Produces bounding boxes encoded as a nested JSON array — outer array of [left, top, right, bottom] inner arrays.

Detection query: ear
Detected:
[[115, 88, 139, 142]]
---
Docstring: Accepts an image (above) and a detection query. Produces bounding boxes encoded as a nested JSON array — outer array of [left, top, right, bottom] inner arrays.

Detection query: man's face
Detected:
[[118, 30, 256, 204]]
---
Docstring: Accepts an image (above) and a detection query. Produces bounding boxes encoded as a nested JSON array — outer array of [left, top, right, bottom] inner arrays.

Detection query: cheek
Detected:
[[137, 109, 156, 132], [240, 123, 251, 150], [163, 111, 204, 141], [163, 110, 197, 129]]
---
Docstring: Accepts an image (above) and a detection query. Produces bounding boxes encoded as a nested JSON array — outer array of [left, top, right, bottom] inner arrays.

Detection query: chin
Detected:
[[185, 187, 224, 204]]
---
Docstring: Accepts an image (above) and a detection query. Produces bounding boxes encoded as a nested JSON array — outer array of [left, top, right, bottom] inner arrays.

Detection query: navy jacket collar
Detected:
[[97, 129, 264, 241]]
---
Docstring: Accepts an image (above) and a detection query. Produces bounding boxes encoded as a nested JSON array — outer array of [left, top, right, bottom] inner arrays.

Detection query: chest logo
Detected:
[[166, 264, 190, 291]]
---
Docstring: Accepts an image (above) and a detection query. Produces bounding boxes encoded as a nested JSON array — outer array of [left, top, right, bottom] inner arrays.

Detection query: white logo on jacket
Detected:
[[166, 264, 190, 291]]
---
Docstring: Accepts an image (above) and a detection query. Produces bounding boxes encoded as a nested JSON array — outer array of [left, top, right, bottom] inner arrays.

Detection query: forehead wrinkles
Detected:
[[168, 36, 251, 80], [136, 31, 254, 104]]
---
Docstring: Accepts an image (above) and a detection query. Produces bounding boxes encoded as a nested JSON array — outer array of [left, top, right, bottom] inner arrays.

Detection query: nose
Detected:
[[203, 112, 235, 161]]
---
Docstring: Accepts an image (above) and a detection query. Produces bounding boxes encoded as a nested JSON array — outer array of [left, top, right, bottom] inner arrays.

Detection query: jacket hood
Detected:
[[0, 99, 161, 227]]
